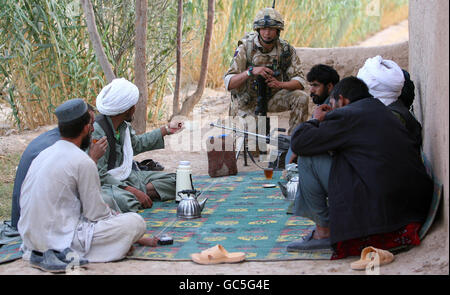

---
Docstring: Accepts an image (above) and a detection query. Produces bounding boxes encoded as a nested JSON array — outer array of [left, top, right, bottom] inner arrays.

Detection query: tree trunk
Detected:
[[172, 0, 183, 114], [174, 0, 214, 118], [133, 0, 148, 134], [80, 0, 116, 83]]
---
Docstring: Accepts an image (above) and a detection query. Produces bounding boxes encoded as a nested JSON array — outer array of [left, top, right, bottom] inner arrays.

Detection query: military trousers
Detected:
[[229, 89, 309, 135]]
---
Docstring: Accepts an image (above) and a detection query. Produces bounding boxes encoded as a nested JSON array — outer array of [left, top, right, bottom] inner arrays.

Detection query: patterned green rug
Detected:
[[0, 240, 22, 265], [0, 165, 444, 265], [128, 171, 333, 261]]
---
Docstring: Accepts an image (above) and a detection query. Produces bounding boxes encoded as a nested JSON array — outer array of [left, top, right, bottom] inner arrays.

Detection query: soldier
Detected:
[[224, 7, 309, 135]]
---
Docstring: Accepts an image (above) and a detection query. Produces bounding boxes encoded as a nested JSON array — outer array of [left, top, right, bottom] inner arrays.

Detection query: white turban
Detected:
[[96, 78, 139, 115], [357, 55, 405, 106]]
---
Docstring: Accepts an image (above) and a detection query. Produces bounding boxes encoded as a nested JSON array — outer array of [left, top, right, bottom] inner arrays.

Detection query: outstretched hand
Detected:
[[167, 120, 184, 134]]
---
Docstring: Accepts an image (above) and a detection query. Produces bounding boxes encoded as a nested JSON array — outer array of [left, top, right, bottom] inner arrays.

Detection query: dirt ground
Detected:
[[0, 20, 448, 275]]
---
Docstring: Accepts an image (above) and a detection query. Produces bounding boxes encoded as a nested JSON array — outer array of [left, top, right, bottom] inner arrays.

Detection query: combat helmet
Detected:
[[253, 7, 284, 31]]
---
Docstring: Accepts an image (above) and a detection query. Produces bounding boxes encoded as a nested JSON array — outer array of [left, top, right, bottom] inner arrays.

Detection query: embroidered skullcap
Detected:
[[54, 98, 88, 123]]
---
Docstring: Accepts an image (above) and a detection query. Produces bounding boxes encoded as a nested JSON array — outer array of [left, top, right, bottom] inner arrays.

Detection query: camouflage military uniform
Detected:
[[224, 32, 309, 134]]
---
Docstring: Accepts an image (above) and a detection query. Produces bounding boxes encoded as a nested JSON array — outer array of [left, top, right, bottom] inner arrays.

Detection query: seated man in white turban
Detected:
[[357, 55, 405, 107], [93, 78, 183, 213], [357, 56, 423, 149], [19, 99, 156, 272]]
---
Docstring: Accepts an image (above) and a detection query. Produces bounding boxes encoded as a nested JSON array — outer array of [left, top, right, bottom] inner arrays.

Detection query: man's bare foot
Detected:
[[146, 183, 161, 201], [148, 190, 161, 201], [138, 236, 159, 247]]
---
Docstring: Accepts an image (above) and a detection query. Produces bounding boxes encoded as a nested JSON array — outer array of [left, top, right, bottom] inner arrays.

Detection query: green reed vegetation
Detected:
[[0, 0, 408, 132], [0, 0, 181, 130], [186, 0, 409, 88]]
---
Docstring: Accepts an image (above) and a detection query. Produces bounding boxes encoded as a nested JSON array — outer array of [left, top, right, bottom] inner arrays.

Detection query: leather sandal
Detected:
[[350, 246, 395, 270], [139, 159, 164, 171], [191, 245, 246, 265]]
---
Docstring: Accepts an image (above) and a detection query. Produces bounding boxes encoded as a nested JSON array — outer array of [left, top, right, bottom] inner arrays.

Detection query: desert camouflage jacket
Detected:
[[224, 32, 306, 98]]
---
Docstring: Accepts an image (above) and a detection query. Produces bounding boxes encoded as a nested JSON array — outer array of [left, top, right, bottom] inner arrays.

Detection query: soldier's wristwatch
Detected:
[[247, 66, 253, 76]]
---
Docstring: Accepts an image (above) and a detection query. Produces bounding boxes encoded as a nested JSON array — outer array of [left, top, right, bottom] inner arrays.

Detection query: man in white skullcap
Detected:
[[10, 103, 108, 231], [18, 99, 156, 272], [92, 78, 183, 213], [357, 56, 423, 149]]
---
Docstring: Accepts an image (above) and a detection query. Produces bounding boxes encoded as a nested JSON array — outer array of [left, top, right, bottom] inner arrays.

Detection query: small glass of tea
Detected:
[[264, 168, 273, 179]]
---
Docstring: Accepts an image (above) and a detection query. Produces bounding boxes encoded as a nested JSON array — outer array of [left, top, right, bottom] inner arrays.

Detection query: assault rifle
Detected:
[[254, 59, 281, 119], [209, 122, 291, 170]]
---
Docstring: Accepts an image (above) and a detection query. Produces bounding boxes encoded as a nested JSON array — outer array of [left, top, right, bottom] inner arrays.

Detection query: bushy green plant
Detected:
[[0, 0, 184, 130], [0, 0, 409, 130], [0, 0, 104, 130]]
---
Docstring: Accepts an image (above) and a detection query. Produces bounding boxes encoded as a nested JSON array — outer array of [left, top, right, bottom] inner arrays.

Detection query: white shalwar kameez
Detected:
[[18, 140, 146, 262]]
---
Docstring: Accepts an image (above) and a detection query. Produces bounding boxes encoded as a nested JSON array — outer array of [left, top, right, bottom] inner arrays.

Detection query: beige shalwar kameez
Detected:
[[18, 140, 146, 263]]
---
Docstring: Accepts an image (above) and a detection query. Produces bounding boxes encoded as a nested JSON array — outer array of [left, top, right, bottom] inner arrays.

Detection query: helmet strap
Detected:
[[257, 29, 279, 45]]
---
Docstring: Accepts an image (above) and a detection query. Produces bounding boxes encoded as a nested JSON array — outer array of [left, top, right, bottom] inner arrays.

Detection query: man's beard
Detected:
[[80, 132, 91, 151], [311, 92, 329, 105], [125, 111, 134, 123]]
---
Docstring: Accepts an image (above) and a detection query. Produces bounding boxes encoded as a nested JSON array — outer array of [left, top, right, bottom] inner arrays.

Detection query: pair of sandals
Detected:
[[30, 248, 88, 273], [136, 159, 164, 171]]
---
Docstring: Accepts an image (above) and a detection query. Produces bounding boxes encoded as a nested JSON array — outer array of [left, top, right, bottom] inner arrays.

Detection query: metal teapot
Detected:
[[176, 189, 208, 219], [286, 176, 299, 201]]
